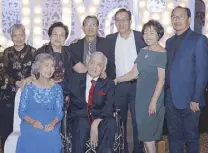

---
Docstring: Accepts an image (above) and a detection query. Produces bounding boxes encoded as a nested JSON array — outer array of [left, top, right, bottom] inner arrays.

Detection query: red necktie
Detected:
[[87, 80, 96, 124]]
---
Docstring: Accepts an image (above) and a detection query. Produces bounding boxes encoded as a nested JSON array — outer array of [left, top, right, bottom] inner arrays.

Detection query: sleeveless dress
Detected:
[[16, 83, 64, 153], [135, 48, 166, 141]]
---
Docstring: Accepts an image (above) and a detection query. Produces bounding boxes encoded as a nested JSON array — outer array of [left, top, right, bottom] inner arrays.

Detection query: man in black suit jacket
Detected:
[[69, 16, 114, 79], [64, 52, 116, 153], [106, 9, 146, 153]]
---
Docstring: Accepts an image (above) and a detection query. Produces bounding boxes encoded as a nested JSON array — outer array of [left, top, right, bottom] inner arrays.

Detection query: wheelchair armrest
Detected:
[[113, 109, 121, 120]]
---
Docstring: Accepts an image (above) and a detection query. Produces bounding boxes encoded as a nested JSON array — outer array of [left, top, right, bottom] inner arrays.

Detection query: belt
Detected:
[[118, 79, 137, 84]]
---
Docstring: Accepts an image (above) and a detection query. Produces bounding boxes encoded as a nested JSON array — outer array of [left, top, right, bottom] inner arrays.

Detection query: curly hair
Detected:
[[48, 22, 69, 39], [31, 53, 55, 79], [142, 20, 164, 40]]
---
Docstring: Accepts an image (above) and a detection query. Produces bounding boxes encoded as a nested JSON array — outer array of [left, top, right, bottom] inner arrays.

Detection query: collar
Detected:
[[87, 73, 99, 82], [13, 43, 27, 53], [175, 28, 190, 39], [118, 30, 133, 39], [84, 37, 97, 43]]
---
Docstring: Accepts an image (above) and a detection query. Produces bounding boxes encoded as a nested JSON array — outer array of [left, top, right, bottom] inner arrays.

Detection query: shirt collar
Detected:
[[118, 30, 133, 39], [87, 73, 99, 82], [85, 37, 97, 43], [175, 28, 190, 39]]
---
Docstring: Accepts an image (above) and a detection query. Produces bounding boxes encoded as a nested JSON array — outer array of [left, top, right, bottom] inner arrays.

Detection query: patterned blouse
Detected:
[[3, 44, 36, 86], [0, 44, 36, 109]]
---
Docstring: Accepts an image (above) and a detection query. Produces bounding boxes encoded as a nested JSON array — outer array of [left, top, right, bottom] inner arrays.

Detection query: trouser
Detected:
[[115, 83, 144, 153], [71, 117, 116, 153], [165, 90, 200, 153]]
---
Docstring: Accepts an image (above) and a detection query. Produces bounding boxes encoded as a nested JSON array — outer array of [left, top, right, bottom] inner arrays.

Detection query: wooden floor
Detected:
[[127, 110, 208, 153]]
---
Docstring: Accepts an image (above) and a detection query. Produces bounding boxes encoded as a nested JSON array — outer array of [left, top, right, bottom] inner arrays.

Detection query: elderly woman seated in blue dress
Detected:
[[16, 53, 64, 153]]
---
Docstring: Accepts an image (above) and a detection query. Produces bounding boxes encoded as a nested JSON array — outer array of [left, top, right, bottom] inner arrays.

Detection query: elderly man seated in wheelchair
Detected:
[[63, 51, 117, 153]]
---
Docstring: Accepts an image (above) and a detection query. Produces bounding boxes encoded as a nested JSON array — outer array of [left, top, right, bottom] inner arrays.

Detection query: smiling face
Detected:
[[87, 54, 106, 78], [171, 7, 190, 34], [39, 58, 55, 79], [82, 18, 99, 37], [50, 27, 66, 48], [143, 26, 159, 46], [11, 28, 26, 47], [115, 11, 131, 35]]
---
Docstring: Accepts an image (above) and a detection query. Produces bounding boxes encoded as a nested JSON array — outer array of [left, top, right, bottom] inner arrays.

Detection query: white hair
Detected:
[[86, 51, 108, 67], [31, 53, 55, 78], [10, 24, 26, 36]]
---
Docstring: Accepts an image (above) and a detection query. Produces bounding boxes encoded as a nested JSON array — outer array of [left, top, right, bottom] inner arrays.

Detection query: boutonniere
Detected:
[[98, 91, 106, 96]]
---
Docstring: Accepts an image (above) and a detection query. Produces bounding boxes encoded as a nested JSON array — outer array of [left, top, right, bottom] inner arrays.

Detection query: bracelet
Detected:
[[31, 120, 36, 125], [50, 122, 56, 127]]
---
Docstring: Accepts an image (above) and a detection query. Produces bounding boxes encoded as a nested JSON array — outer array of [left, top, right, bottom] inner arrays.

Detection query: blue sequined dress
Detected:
[[16, 83, 64, 153]]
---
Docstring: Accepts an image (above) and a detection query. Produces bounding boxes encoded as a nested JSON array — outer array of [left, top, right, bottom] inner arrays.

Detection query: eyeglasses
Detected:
[[115, 18, 130, 23], [11, 34, 25, 38], [51, 33, 65, 38], [171, 15, 187, 21], [84, 23, 98, 27]]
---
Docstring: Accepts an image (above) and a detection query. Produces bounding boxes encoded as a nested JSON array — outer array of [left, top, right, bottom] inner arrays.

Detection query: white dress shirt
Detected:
[[85, 74, 98, 103], [115, 31, 137, 77]]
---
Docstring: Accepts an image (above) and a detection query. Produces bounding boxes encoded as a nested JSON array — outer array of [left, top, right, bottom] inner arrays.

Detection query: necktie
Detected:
[[88, 42, 92, 55], [87, 80, 96, 124]]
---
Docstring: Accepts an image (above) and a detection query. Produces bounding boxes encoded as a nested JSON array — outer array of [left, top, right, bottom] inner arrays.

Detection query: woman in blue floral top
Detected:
[[16, 53, 64, 153]]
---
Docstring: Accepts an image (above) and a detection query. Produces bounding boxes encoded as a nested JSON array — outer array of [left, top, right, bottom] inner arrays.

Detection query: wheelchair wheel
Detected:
[[113, 109, 125, 153]]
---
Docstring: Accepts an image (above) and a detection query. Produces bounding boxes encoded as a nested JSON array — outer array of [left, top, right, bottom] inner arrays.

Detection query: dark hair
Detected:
[[142, 20, 164, 40], [48, 22, 69, 39], [82, 16, 99, 26], [171, 6, 191, 18], [115, 8, 132, 20]]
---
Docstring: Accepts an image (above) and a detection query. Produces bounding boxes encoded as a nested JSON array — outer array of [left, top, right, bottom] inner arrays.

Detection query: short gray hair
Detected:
[[31, 53, 55, 79], [87, 51, 108, 67], [10, 24, 26, 36]]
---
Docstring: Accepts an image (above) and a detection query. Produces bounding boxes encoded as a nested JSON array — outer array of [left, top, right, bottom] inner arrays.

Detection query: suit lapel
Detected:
[[96, 36, 100, 47], [79, 73, 87, 102], [133, 30, 140, 54], [173, 30, 192, 60], [93, 78, 104, 104], [112, 33, 118, 56], [80, 38, 85, 61]]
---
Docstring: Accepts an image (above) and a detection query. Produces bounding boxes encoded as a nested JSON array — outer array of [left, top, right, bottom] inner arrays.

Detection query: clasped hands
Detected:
[[32, 120, 55, 132]]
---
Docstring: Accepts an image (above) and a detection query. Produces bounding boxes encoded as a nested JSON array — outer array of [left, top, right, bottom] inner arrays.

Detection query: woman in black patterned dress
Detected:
[[0, 24, 36, 150], [35, 22, 86, 83]]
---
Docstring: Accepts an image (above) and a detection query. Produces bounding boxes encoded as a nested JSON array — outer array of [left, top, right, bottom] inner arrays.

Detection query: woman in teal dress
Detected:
[[114, 20, 166, 153], [16, 53, 64, 153]]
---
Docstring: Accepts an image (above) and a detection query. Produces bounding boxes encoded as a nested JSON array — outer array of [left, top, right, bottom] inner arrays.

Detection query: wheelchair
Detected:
[[61, 103, 72, 153], [61, 104, 124, 153]]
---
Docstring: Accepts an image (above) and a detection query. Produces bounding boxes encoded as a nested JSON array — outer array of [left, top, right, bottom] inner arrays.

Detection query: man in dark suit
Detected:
[[69, 16, 114, 79], [106, 8, 146, 153], [165, 6, 208, 153], [64, 52, 116, 153]]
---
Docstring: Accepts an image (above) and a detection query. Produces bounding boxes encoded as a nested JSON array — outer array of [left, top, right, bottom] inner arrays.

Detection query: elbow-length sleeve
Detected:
[[19, 84, 30, 119], [55, 85, 64, 121], [156, 52, 167, 69]]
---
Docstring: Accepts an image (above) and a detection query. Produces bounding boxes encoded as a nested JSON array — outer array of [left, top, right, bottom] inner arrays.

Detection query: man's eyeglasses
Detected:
[[115, 18, 130, 23], [84, 23, 98, 27], [171, 15, 187, 21]]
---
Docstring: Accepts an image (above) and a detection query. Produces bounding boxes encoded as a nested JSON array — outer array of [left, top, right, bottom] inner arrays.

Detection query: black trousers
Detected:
[[71, 117, 116, 153], [165, 90, 200, 153], [115, 83, 144, 153]]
